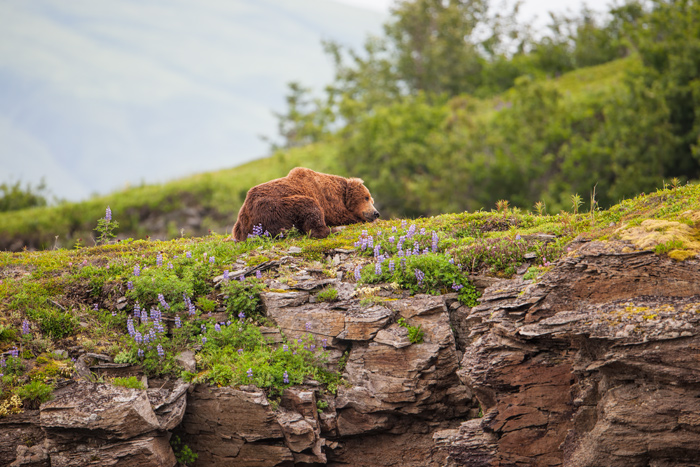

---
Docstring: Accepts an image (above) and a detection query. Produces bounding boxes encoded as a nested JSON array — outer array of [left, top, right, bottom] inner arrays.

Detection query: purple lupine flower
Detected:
[[202, 336, 207, 345], [141, 312, 149, 324], [93, 303, 99, 311], [149, 328, 156, 341], [168, 262, 173, 269], [134, 302, 141, 319], [283, 371, 289, 384], [255, 270, 262, 279], [134, 331, 143, 344], [389, 236, 395, 243], [134, 264, 141, 276], [188, 301, 196, 315], [360, 237, 368, 250], [414, 269, 425, 285], [309, 344, 316, 351], [375, 262, 382, 275], [155, 321, 165, 333], [214, 323, 221, 332], [373, 244, 381, 257], [431, 232, 439, 253], [237, 348, 243, 355], [21, 319, 30, 335], [157, 344, 164, 358], [156, 252, 163, 267], [239, 275, 245, 282], [127, 280, 133, 290], [407, 224, 415, 237], [186, 251, 192, 259], [157, 293, 170, 310], [367, 236, 374, 249], [423, 248, 429, 255], [413, 243, 420, 255], [354, 265, 362, 281], [246, 368, 253, 378], [0, 358, 5, 368], [105, 206, 112, 222], [127, 318, 135, 336], [9, 348, 18, 358], [111, 310, 117, 317], [283, 344, 289, 352], [201, 324, 206, 332], [137, 349, 144, 358], [143, 333, 150, 344], [238, 312, 245, 320], [452, 283, 464, 291], [401, 257, 407, 269], [175, 316, 181, 328], [515, 234, 522, 241], [305, 322, 312, 332], [209, 256, 215, 264], [389, 260, 395, 273], [223, 270, 229, 281], [321, 339, 328, 349], [449, 258, 454, 264], [420, 227, 426, 235]]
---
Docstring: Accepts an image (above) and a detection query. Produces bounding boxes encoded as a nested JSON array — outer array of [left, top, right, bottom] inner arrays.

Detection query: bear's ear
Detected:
[[347, 177, 364, 186]]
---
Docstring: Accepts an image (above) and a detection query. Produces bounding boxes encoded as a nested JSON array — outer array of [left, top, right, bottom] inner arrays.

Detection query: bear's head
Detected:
[[346, 178, 380, 222]]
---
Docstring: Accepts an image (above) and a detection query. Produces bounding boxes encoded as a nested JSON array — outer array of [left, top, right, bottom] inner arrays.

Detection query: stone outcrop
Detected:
[[446, 240, 700, 466], [5, 240, 700, 466]]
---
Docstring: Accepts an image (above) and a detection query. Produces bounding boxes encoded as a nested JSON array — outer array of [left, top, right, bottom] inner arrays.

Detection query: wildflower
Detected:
[[214, 323, 221, 332], [239, 275, 245, 282], [134, 302, 141, 318], [423, 248, 429, 255], [375, 262, 382, 275], [238, 348, 243, 355], [137, 349, 144, 358], [247, 368, 253, 378], [515, 234, 522, 241], [175, 316, 181, 328], [309, 344, 316, 351], [283, 371, 289, 384], [157, 293, 170, 310], [401, 220, 407, 229], [305, 322, 312, 332], [157, 344, 164, 358], [420, 227, 426, 235], [223, 270, 229, 281], [321, 339, 328, 349], [401, 257, 406, 269], [188, 301, 196, 316], [414, 269, 425, 286], [127, 280, 133, 290], [134, 331, 143, 344], [255, 270, 262, 279], [156, 252, 163, 267], [407, 224, 416, 237], [373, 244, 381, 257], [93, 303, 99, 311], [449, 258, 454, 264], [238, 312, 245, 320], [201, 324, 207, 333], [389, 235, 395, 243], [0, 358, 5, 368], [452, 283, 464, 291], [283, 344, 289, 352], [127, 318, 135, 336], [431, 232, 439, 253], [134, 264, 141, 276], [151, 307, 161, 322], [186, 251, 192, 259], [105, 206, 112, 222], [21, 319, 30, 335], [154, 321, 165, 334], [149, 328, 157, 341], [209, 256, 215, 264], [141, 312, 149, 324], [168, 262, 173, 269], [389, 260, 395, 273], [111, 310, 117, 317], [354, 265, 362, 282], [367, 236, 374, 249], [201, 336, 207, 345]]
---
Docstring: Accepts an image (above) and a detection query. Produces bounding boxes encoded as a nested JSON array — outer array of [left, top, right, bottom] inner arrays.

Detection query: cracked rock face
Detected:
[[450, 241, 700, 467]]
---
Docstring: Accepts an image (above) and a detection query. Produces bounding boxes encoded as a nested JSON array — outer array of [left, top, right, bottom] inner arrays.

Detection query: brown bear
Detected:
[[232, 167, 379, 241]]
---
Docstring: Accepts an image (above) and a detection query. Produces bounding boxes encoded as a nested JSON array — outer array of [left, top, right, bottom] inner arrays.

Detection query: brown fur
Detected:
[[232, 167, 379, 241]]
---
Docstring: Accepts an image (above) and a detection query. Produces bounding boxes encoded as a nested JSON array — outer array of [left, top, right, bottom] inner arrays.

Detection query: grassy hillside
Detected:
[[0, 179, 698, 415], [0, 57, 637, 251]]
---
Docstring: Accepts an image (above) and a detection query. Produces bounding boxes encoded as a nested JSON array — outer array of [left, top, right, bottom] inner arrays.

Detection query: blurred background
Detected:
[[1, 0, 606, 202]]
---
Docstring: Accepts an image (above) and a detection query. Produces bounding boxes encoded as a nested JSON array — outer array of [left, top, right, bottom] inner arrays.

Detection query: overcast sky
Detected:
[[332, 0, 613, 29]]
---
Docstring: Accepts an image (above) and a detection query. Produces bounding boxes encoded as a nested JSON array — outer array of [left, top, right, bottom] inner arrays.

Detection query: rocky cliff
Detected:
[[4, 235, 700, 466]]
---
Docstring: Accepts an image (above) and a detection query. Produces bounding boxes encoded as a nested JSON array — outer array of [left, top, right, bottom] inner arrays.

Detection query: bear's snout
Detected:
[[364, 209, 380, 221]]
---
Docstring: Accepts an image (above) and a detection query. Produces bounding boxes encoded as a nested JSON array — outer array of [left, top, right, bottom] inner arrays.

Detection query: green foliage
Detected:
[[0, 326, 17, 343], [3, 356, 25, 376], [171, 435, 198, 466], [17, 381, 54, 409], [0, 179, 50, 212], [654, 239, 684, 255], [26, 308, 77, 339], [316, 287, 338, 302], [111, 376, 145, 390], [397, 317, 424, 344], [221, 278, 266, 321]]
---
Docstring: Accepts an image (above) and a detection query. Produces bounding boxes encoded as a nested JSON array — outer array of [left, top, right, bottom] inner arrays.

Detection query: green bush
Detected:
[[397, 317, 424, 344], [316, 287, 338, 302], [222, 278, 265, 321], [26, 308, 77, 339], [111, 376, 145, 390], [17, 381, 54, 409]]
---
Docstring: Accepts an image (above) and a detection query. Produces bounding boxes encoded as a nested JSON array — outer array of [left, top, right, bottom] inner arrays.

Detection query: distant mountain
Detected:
[[0, 0, 385, 201]]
